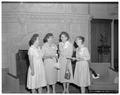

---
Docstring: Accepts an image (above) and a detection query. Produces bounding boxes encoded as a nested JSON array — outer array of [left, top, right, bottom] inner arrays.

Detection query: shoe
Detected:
[[92, 74, 100, 79]]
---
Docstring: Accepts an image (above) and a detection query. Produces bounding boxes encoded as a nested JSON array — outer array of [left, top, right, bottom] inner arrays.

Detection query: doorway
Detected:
[[91, 19, 112, 63]]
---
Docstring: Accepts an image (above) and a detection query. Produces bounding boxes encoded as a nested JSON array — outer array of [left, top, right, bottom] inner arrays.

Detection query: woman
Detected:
[[73, 36, 90, 93], [58, 31, 74, 93], [27, 34, 47, 93], [42, 33, 58, 93]]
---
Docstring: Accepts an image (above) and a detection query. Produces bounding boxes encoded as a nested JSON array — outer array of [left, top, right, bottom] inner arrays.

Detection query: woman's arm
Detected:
[[83, 47, 90, 60], [65, 43, 73, 59], [43, 54, 58, 59], [76, 57, 85, 61], [76, 47, 90, 61], [28, 54, 34, 76]]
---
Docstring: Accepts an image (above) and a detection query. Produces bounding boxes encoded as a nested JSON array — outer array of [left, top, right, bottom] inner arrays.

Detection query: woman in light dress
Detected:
[[58, 32, 74, 93], [73, 36, 91, 93], [27, 34, 47, 93], [42, 33, 58, 93]]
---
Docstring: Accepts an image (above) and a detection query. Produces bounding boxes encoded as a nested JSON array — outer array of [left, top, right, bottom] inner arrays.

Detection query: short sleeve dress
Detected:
[[74, 46, 91, 87], [58, 41, 74, 83], [42, 43, 58, 85], [27, 45, 47, 89]]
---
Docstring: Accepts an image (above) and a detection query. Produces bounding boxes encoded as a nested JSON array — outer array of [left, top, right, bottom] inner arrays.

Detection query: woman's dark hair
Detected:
[[59, 31, 70, 42], [74, 36, 85, 48], [73, 41, 78, 48], [76, 36, 85, 44], [29, 34, 39, 46], [43, 33, 53, 43]]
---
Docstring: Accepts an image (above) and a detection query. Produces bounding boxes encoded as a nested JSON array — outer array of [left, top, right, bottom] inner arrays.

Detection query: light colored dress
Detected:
[[58, 41, 74, 83], [42, 43, 58, 85], [27, 45, 47, 89], [74, 46, 91, 87]]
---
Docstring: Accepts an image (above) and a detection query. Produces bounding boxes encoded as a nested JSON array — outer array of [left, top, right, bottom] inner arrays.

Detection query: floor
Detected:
[[3, 82, 118, 93], [2, 64, 118, 93], [19, 82, 82, 93]]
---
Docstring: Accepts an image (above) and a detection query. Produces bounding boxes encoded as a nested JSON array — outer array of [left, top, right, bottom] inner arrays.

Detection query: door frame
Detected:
[[89, 18, 117, 69]]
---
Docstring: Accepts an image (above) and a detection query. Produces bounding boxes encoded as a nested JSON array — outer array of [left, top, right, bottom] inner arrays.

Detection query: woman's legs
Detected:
[[90, 67, 97, 76], [81, 87, 85, 93], [66, 82, 69, 93], [90, 67, 99, 79], [52, 84, 56, 93], [47, 85, 50, 93], [62, 82, 70, 93], [31, 89, 36, 93], [47, 84, 56, 93], [63, 82, 66, 93], [38, 87, 42, 93]]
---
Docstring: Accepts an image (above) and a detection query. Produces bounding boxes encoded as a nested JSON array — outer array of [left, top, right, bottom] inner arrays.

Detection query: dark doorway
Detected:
[[91, 19, 112, 63]]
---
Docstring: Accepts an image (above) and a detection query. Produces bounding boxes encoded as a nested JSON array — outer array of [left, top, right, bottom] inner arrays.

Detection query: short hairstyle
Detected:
[[43, 33, 53, 43], [75, 36, 85, 44], [29, 34, 39, 46], [59, 31, 70, 42]]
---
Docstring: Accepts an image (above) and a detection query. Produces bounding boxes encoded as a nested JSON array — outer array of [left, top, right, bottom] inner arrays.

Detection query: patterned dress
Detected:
[[58, 41, 74, 83], [27, 45, 46, 89], [42, 43, 58, 85]]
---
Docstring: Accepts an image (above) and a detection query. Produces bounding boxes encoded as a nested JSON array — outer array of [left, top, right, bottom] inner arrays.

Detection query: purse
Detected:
[[64, 60, 71, 80]]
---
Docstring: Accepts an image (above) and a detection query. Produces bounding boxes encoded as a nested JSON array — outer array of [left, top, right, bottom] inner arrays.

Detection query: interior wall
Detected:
[[2, 3, 118, 76], [90, 3, 118, 19], [2, 3, 90, 76]]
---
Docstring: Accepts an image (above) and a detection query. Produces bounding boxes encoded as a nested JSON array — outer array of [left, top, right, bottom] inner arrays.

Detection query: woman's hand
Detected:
[[67, 57, 77, 61], [66, 57, 72, 60], [49, 54, 58, 59], [43, 54, 58, 60], [55, 54, 58, 59], [43, 56, 53, 59], [76, 57, 84, 61], [71, 57, 76, 61]]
